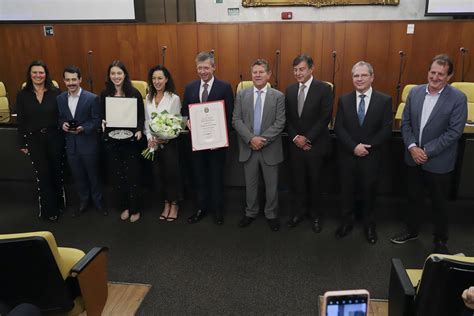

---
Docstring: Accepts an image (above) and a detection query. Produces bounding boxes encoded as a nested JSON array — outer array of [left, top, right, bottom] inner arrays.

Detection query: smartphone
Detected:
[[68, 119, 78, 131], [321, 289, 370, 316]]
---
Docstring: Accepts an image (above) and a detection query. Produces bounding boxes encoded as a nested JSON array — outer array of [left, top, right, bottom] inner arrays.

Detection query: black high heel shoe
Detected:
[[166, 202, 179, 222]]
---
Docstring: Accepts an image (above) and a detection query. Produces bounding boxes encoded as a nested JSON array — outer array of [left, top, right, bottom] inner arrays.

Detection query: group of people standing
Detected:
[[17, 52, 467, 254]]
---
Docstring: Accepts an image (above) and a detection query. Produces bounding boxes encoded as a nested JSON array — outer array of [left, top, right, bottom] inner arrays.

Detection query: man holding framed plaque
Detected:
[[182, 51, 234, 225], [232, 59, 286, 232]]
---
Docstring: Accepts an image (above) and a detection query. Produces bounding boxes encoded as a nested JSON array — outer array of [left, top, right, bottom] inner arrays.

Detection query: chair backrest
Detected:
[[0, 82, 10, 119], [414, 255, 474, 316], [0, 232, 75, 312], [395, 84, 416, 120], [451, 82, 474, 121], [131, 80, 148, 100], [235, 81, 272, 94], [21, 80, 59, 89]]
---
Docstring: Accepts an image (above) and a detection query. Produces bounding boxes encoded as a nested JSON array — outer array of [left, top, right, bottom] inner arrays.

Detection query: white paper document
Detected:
[[189, 100, 229, 151], [105, 97, 137, 128]]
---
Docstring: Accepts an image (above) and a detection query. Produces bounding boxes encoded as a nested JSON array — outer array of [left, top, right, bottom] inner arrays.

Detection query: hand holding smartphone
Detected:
[[321, 289, 370, 316]]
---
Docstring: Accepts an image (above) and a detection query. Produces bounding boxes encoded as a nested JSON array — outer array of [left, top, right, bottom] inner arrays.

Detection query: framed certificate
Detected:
[[189, 100, 229, 151], [105, 97, 137, 128]]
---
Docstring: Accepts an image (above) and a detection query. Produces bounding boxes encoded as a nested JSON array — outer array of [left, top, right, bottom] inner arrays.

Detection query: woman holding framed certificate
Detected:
[[100, 60, 145, 223], [144, 65, 183, 222]]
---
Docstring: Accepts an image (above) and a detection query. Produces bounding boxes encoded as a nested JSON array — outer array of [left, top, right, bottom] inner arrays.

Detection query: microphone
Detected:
[[239, 74, 244, 91], [88, 50, 93, 55], [86, 49, 94, 92], [162, 46, 167, 66], [460, 47, 468, 53], [276, 49, 280, 55], [162, 46, 167, 51], [332, 50, 337, 57], [399, 50, 405, 56]]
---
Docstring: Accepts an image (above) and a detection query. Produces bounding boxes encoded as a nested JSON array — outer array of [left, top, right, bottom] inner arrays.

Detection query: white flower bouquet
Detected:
[[142, 110, 186, 160]]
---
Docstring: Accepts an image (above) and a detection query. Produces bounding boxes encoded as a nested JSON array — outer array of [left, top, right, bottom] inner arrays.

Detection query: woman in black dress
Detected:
[[101, 60, 144, 223], [16, 60, 64, 222]]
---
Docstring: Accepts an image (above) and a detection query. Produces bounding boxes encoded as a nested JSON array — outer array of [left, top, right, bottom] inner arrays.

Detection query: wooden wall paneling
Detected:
[[237, 23, 260, 84], [258, 24, 282, 90], [300, 23, 324, 80], [279, 23, 302, 92], [365, 22, 392, 99], [459, 22, 474, 82], [216, 24, 239, 94], [340, 23, 368, 97], [196, 24, 218, 54], [320, 22, 345, 114], [115, 24, 142, 80], [175, 24, 198, 97], [386, 21, 415, 110]]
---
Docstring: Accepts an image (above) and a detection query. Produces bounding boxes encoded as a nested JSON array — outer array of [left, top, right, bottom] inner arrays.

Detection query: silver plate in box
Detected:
[[108, 129, 133, 140]]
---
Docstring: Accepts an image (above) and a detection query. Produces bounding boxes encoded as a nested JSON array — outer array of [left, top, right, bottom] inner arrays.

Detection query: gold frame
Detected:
[[242, 0, 399, 7]]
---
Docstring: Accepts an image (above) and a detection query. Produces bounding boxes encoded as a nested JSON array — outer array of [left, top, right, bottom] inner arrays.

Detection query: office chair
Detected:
[[131, 80, 148, 101], [0, 231, 108, 316], [0, 81, 10, 121], [394, 84, 416, 120], [451, 82, 474, 122], [388, 254, 474, 316]]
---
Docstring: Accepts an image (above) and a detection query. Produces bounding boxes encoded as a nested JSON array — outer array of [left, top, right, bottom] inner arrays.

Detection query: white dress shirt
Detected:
[[253, 85, 268, 118], [356, 87, 373, 115], [144, 92, 181, 140], [199, 76, 215, 103], [68, 88, 82, 118]]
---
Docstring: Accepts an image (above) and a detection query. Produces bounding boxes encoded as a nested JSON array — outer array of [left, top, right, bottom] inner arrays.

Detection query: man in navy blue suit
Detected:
[[182, 52, 234, 225], [58, 66, 106, 217]]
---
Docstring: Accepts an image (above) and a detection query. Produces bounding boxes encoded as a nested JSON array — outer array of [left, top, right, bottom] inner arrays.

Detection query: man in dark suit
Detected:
[[57, 65, 106, 216], [285, 54, 333, 233], [233, 59, 285, 232], [182, 52, 234, 225], [334, 61, 392, 244], [391, 54, 467, 254]]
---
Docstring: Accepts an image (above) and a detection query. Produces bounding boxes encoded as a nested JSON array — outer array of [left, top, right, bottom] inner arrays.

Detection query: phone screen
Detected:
[[325, 295, 368, 316]]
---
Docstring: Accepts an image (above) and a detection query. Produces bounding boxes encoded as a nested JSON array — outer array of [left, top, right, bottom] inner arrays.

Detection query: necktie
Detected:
[[358, 94, 366, 126], [297, 85, 306, 117], [253, 90, 262, 135], [202, 83, 209, 102]]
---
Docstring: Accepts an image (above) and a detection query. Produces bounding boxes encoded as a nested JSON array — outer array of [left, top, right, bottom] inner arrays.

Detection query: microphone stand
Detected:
[[395, 51, 406, 107], [274, 50, 280, 89], [162, 46, 167, 66], [87, 50, 94, 92], [331, 51, 337, 99], [460, 48, 467, 82]]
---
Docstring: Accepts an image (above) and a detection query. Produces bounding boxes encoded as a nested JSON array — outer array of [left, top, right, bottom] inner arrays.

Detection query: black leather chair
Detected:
[[0, 231, 108, 315], [389, 254, 474, 316]]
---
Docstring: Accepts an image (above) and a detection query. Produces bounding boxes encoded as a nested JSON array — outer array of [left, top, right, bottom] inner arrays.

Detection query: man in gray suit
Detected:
[[232, 59, 286, 231], [391, 54, 467, 254]]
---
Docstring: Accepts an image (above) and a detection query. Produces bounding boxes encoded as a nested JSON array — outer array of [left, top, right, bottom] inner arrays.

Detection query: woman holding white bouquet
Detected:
[[144, 65, 183, 221]]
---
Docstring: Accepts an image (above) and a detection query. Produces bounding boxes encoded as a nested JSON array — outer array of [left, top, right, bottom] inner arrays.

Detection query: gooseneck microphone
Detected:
[[274, 50, 281, 89], [86, 50, 94, 92], [162, 46, 167, 66], [395, 50, 406, 107], [331, 50, 337, 98], [460, 47, 468, 82]]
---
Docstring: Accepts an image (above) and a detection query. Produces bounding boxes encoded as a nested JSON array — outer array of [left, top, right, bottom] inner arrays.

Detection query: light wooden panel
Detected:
[[2, 21, 474, 115]]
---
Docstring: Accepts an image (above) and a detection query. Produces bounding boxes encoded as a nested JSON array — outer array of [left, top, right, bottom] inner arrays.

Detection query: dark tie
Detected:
[[297, 85, 306, 117], [253, 90, 263, 135], [358, 94, 366, 126], [202, 83, 209, 102]]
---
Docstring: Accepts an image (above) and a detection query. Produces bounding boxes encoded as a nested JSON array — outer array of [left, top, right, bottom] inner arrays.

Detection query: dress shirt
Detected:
[[356, 87, 373, 115], [253, 85, 268, 118], [68, 88, 82, 118], [299, 75, 313, 102], [199, 76, 215, 103], [419, 86, 443, 145], [144, 92, 181, 140]]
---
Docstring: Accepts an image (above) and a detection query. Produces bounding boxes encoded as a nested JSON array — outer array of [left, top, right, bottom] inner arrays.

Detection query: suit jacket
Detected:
[[285, 79, 333, 156], [58, 89, 101, 155], [232, 86, 286, 165], [334, 89, 393, 161], [401, 84, 467, 174], [182, 77, 234, 131]]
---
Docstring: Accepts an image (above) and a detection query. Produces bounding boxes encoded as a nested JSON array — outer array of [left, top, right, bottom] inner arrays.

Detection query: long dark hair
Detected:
[[23, 60, 57, 92], [146, 65, 176, 103], [104, 60, 134, 97]]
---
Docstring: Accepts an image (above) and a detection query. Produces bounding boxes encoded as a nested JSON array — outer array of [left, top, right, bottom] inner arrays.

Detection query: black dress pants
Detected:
[[405, 165, 451, 242], [106, 139, 142, 214], [27, 130, 65, 218], [152, 138, 183, 203]]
